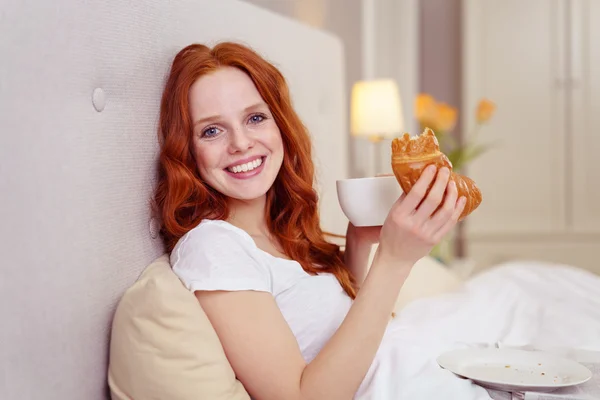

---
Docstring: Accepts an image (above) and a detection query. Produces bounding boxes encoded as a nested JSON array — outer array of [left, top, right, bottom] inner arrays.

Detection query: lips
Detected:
[[227, 157, 263, 173], [224, 156, 266, 179], [225, 156, 264, 170]]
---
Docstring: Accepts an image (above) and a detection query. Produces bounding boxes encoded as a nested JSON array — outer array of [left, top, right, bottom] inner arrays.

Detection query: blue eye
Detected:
[[249, 114, 266, 124], [202, 126, 220, 138]]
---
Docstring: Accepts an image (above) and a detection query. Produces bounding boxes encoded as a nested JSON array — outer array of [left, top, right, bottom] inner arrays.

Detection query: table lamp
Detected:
[[350, 78, 404, 176]]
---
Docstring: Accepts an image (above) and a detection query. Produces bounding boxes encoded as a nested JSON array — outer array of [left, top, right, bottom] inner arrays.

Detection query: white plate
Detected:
[[437, 348, 592, 392]]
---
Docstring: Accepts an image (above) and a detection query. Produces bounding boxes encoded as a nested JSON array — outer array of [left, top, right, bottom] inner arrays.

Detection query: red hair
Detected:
[[153, 42, 356, 299]]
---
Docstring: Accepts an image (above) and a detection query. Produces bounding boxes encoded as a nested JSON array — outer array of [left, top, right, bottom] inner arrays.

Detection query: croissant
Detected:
[[390, 127, 482, 221]]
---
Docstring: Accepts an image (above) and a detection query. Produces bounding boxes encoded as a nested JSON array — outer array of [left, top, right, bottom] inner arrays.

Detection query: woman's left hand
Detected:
[[346, 223, 382, 246], [344, 223, 382, 287]]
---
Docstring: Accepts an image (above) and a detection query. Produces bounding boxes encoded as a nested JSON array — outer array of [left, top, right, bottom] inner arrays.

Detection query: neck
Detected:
[[227, 194, 270, 237]]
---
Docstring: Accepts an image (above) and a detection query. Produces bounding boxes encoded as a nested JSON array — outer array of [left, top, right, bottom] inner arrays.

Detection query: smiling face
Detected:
[[189, 66, 285, 202]]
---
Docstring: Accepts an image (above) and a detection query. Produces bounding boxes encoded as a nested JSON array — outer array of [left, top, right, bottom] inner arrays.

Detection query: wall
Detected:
[[419, 0, 462, 138]]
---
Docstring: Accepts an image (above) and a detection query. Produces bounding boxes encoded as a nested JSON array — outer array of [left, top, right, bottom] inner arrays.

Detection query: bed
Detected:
[[2, 0, 599, 399]]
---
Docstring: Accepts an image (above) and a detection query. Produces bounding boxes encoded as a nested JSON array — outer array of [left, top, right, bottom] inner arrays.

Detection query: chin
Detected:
[[224, 179, 274, 202], [230, 193, 268, 202]]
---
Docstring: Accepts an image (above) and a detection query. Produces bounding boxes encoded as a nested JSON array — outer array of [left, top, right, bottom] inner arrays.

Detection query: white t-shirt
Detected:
[[170, 219, 353, 364]]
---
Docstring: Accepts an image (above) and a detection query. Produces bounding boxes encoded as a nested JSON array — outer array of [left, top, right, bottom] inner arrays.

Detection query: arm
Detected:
[[199, 166, 465, 400], [343, 223, 380, 288], [196, 253, 410, 400]]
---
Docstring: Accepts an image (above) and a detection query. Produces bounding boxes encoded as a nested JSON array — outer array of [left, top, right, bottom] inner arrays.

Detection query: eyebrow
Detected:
[[192, 102, 268, 127]]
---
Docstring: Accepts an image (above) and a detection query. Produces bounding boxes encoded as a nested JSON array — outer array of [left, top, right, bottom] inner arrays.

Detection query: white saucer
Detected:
[[437, 348, 592, 392]]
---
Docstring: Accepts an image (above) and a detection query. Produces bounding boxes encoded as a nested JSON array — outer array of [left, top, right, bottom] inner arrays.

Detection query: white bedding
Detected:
[[356, 261, 600, 399]]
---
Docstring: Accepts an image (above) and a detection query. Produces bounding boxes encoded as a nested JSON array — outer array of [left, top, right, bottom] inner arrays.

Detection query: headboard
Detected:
[[0, 1, 348, 398]]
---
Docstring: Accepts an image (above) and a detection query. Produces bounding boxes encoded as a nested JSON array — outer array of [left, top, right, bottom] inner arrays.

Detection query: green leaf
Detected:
[[447, 147, 466, 170], [439, 135, 458, 153], [452, 142, 499, 171], [464, 143, 491, 160]]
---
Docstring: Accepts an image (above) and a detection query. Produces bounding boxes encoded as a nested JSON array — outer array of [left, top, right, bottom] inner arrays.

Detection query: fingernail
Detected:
[[460, 196, 466, 205], [427, 165, 436, 173]]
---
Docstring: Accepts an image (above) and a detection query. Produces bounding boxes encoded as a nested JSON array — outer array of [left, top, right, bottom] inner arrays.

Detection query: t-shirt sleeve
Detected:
[[170, 222, 272, 294]]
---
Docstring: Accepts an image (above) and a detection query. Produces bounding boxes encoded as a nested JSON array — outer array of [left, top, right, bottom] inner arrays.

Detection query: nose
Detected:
[[228, 125, 255, 153]]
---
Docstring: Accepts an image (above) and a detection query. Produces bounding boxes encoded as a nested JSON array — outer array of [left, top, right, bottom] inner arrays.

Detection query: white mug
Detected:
[[336, 175, 403, 227]]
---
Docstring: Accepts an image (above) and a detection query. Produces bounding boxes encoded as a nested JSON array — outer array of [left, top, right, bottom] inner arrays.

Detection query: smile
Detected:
[[227, 156, 264, 173]]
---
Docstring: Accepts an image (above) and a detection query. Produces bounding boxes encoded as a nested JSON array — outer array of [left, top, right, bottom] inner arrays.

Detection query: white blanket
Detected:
[[355, 261, 600, 400]]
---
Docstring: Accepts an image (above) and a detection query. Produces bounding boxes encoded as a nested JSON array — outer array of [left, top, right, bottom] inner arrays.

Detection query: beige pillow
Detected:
[[108, 254, 250, 400], [394, 255, 464, 310], [366, 244, 464, 311]]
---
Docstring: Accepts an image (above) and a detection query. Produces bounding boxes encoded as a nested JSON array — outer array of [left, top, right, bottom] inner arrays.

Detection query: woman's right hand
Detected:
[[376, 165, 466, 268]]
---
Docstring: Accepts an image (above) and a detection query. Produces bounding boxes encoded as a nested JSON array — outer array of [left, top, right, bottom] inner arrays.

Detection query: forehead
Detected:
[[188, 67, 264, 119]]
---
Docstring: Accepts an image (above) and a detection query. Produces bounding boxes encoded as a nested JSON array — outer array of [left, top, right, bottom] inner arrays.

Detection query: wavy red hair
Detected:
[[153, 42, 356, 299]]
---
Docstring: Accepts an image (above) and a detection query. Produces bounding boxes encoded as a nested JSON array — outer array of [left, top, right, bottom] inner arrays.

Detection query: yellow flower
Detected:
[[436, 103, 457, 132], [415, 94, 438, 125], [476, 99, 496, 123]]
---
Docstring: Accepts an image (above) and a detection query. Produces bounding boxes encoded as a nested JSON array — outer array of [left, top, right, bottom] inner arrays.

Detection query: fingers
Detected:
[[423, 178, 459, 234], [395, 165, 438, 214], [431, 196, 467, 243], [413, 167, 451, 223]]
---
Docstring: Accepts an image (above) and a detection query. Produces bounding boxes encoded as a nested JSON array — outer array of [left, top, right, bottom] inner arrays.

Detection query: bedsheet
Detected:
[[355, 261, 600, 399]]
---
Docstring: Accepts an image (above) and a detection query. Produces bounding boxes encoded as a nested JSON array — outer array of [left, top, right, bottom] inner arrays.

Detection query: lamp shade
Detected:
[[350, 79, 404, 138]]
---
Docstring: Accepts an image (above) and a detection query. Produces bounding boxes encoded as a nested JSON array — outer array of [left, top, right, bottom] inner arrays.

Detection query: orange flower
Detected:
[[436, 103, 457, 132], [415, 94, 438, 125], [476, 99, 496, 123]]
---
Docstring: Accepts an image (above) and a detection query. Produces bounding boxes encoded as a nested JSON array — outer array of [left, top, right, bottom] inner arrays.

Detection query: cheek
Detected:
[[193, 145, 219, 174], [267, 128, 284, 152]]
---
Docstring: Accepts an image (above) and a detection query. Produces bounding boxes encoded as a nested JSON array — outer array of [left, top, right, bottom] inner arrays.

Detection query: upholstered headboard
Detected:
[[0, 1, 348, 398]]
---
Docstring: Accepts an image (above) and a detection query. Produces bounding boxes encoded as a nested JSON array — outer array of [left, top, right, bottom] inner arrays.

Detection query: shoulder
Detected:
[[171, 219, 255, 263], [169, 219, 273, 293]]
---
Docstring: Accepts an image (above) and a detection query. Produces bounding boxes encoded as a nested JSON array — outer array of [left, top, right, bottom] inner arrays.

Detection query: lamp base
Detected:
[[368, 135, 384, 176], [367, 134, 385, 143]]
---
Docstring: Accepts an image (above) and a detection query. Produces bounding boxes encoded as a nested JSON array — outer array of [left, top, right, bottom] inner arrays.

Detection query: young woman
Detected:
[[153, 42, 466, 400]]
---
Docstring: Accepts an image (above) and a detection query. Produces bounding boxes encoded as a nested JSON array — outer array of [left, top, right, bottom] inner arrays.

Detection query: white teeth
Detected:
[[228, 157, 263, 173]]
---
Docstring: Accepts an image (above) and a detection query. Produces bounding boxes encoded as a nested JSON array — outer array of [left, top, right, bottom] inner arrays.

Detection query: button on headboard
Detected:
[[0, 0, 348, 397]]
